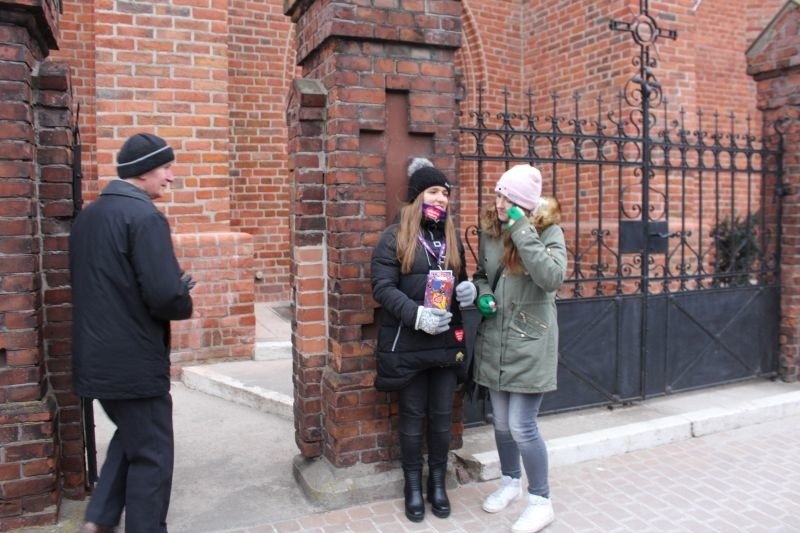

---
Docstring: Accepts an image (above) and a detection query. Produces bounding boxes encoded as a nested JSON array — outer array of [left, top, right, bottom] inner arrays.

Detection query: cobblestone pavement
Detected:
[[240, 414, 800, 533]]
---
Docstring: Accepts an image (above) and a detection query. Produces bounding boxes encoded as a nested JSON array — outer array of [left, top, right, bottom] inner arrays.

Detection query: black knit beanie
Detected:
[[116, 133, 175, 179], [406, 165, 450, 202]]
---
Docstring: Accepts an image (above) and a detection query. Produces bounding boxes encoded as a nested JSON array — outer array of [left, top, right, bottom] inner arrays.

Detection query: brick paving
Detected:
[[236, 414, 800, 533]]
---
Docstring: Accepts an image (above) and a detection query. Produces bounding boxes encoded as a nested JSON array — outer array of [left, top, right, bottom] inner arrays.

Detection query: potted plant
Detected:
[[710, 213, 760, 286]]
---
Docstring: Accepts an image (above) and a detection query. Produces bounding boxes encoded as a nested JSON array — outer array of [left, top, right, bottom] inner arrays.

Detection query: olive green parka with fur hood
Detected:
[[472, 197, 568, 393]]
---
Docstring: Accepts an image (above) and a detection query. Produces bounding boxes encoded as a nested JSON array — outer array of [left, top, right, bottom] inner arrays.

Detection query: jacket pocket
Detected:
[[508, 303, 550, 340]]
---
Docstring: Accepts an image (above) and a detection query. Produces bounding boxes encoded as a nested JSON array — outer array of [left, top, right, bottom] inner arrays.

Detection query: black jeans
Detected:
[[86, 394, 173, 533], [398, 366, 458, 471]]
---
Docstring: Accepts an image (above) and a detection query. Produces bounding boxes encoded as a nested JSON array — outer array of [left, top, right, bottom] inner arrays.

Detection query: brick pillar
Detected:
[[284, 0, 463, 507], [0, 1, 75, 529], [36, 61, 86, 501], [746, 0, 800, 381], [286, 79, 328, 459]]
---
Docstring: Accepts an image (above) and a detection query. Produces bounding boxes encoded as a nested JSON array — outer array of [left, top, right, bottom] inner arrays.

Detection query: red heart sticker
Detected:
[[454, 329, 464, 342]]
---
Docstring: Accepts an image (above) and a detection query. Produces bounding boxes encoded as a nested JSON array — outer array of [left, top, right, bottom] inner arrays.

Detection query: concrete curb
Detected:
[[181, 365, 294, 420], [455, 390, 800, 481], [689, 389, 800, 437], [293, 455, 460, 510], [292, 456, 404, 510]]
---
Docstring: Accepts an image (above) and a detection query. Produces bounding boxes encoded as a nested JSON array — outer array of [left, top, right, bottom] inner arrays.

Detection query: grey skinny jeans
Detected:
[[489, 389, 549, 498]]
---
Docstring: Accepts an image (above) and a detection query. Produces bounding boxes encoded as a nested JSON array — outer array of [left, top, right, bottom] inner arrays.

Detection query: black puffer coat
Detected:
[[70, 180, 193, 400], [371, 219, 467, 391]]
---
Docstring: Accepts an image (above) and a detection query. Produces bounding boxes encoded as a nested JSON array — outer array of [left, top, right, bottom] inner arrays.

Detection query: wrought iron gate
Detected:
[[459, 5, 786, 423]]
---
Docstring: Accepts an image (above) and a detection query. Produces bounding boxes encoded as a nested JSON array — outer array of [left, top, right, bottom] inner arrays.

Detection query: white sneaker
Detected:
[[481, 475, 522, 513], [511, 494, 554, 533]]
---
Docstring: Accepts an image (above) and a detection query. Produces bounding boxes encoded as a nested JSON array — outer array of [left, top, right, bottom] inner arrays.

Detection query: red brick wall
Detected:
[[458, 0, 784, 207], [171, 232, 255, 367], [456, 0, 528, 256], [228, 1, 298, 302], [51, 0, 97, 199], [747, 1, 800, 381], [50, 0, 257, 368], [49, 0, 786, 305], [91, 0, 231, 232], [52, 0, 300, 303]]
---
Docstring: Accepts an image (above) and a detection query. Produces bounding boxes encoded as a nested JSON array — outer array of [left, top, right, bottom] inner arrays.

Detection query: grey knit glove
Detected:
[[455, 281, 477, 308], [415, 306, 452, 335]]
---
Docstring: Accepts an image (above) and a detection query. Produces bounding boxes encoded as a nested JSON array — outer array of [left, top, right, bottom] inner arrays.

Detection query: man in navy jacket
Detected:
[[71, 133, 194, 533]]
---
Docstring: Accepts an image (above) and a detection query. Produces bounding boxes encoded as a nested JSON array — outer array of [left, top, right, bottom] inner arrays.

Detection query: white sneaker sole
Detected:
[[481, 492, 521, 513], [510, 510, 554, 532]]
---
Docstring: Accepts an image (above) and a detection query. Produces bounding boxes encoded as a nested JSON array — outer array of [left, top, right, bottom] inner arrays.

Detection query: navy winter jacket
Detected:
[[371, 220, 468, 391], [70, 180, 193, 399]]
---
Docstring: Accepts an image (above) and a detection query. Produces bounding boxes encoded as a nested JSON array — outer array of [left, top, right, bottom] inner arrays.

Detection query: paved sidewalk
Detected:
[[242, 412, 800, 533]]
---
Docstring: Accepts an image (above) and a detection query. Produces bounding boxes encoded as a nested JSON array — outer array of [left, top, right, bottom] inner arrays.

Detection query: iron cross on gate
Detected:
[[360, 91, 434, 224], [609, 0, 677, 97]]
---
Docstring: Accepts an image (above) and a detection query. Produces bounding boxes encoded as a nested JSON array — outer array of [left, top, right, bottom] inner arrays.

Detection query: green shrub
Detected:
[[710, 213, 760, 285]]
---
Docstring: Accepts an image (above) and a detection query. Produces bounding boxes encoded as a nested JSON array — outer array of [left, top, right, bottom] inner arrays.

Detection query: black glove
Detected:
[[181, 273, 196, 291]]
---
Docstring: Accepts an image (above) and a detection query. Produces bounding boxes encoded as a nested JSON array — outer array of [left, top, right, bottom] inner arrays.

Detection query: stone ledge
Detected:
[[292, 456, 403, 510], [255, 341, 293, 361], [293, 455, 458, 510], [181, 365, 293, 420]]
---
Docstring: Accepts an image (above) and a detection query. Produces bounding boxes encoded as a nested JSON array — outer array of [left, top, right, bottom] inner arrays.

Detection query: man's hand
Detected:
[[181, 273, 196, 291]]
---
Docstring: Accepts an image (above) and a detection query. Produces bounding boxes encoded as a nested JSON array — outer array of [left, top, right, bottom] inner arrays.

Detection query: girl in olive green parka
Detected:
[[456, 164, 566, 533], [473, 195, 567, 394]]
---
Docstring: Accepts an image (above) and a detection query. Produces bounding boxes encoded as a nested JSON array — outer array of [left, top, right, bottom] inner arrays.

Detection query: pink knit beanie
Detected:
[[495, 164, 542, 211]]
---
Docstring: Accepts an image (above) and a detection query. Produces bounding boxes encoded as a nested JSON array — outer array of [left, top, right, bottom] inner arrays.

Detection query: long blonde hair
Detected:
[[396, 194, 462, 274]]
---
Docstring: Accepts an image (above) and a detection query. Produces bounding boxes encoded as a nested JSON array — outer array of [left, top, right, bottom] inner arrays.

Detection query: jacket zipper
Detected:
[[518, 311, 548, 331], [391, 324, 402, 352], [497, 289, 511, 390]]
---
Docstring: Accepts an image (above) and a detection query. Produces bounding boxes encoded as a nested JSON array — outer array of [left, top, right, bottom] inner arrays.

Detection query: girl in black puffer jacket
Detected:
[[371, 158, 469, 523]]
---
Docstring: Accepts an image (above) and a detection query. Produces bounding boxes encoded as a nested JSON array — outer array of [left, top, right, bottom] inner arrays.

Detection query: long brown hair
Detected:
[[396, 194, 462, 274], [479, 196, 561, 274]]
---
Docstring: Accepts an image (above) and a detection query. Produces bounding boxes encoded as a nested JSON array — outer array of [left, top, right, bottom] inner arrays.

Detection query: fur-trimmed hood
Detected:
[[531, 196, 561, 233]]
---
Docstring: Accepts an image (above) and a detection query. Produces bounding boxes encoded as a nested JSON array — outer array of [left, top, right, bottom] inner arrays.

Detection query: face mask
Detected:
[[422, 203, 447, 222]]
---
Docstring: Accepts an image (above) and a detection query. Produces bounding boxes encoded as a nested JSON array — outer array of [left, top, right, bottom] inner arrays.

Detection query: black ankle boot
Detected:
[[403, 469, 425, 522], [427, 465, 451, 518]]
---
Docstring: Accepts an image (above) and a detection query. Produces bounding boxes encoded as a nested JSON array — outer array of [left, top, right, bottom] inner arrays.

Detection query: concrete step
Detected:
[[255, 340, 292, 361], [181, 359, 293, 420]]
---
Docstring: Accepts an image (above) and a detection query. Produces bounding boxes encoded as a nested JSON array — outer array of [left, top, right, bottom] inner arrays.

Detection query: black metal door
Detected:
[[459, 4, 785, 424]]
